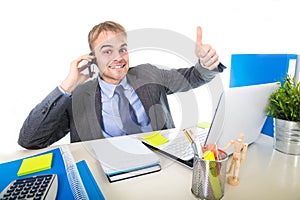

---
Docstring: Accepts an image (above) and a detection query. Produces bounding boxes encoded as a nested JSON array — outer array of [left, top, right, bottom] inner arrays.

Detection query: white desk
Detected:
[[1, 134, 300, 200]]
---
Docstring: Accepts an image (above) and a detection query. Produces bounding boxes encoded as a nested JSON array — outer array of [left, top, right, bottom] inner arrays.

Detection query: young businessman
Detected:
[[18, 21, 226, 149]]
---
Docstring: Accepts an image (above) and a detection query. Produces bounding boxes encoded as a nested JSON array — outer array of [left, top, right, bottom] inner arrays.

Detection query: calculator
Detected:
[[0, 174, 58, 200]]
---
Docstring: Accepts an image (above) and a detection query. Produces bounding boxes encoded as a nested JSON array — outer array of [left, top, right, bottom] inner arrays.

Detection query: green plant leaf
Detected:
[[268, 73, 300, 122]]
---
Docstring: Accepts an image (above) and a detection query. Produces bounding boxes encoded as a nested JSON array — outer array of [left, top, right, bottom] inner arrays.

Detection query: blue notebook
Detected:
[[77, 160, 105, 199], [0, 148, 105, 200]]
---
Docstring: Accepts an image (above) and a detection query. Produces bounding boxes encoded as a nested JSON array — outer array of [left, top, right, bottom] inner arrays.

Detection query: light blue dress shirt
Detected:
[[98, 76, 153, 137]]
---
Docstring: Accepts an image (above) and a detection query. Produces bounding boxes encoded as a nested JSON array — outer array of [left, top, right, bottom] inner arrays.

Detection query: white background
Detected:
[[0, 0, 299, 155]]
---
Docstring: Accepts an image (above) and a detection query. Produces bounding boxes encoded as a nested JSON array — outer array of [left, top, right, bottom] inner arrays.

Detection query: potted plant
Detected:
[[267, 74, 300, 155]]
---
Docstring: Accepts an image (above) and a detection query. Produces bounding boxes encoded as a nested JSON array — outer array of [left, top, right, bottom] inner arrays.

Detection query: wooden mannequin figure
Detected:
[[222, 132, 248, 186]]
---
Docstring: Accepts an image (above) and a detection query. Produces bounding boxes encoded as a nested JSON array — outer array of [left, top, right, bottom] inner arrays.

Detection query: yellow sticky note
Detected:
[[142, 132, 169, 147], [203, 150, 215, 161], [197, 122, 211, 129], [17, 153, 53, 176]]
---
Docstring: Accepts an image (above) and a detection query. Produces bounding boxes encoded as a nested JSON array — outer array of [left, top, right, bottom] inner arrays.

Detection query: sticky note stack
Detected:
[[142, 132, 169, 147], [17, 153, 53, 176]]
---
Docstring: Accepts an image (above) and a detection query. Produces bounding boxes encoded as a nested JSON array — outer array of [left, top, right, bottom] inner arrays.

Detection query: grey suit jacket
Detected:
[[18, 62, 225, 149]]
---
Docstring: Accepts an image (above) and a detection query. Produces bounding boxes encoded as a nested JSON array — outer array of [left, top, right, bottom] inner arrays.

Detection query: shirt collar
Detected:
[[98, 76, 131, 98]]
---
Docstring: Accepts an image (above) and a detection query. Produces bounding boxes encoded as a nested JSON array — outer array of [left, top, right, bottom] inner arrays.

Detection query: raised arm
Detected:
[[18, 54, 94, 149]]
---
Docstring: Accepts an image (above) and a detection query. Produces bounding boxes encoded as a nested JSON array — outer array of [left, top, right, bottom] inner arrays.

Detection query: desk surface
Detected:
[[1, 134, 300, 200]]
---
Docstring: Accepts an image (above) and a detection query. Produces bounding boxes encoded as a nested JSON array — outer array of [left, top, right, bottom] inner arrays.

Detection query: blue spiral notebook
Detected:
[[0, 148, 105, 200]]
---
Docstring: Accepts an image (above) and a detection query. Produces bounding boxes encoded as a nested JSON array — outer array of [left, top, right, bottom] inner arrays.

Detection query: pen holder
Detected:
[[191, 150, 228, 200]]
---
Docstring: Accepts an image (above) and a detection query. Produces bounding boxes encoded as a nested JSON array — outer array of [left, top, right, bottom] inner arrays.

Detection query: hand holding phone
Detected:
[[60, 53, 97, 93]]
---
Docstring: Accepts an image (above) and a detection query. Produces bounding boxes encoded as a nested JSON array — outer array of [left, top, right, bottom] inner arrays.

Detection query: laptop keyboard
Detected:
[[156, 128, 208, 161], [163, 135, 194, 161]]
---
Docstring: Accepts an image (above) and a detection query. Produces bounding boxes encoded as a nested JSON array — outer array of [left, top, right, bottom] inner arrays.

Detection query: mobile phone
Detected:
[[87, 51, 97, 78]]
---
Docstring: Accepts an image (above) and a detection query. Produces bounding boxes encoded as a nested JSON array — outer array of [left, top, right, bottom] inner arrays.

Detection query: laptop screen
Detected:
[[205, 82, 279, 154]]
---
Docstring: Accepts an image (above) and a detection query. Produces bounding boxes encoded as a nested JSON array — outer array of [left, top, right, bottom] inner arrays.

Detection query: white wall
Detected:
[[0, 0, 299, 155]]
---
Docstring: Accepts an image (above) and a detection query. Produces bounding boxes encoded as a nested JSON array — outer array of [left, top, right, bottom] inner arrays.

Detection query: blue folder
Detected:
[[0, 148, 105, 200], [230, 54, 298, 137]]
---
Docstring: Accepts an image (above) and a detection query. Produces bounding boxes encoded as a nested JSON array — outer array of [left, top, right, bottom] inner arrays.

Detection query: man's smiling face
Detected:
[[93, 31, 129, 85]]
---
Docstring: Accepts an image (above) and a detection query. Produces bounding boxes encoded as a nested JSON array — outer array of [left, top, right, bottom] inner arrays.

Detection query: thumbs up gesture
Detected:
[[195, 26, 220, 70]]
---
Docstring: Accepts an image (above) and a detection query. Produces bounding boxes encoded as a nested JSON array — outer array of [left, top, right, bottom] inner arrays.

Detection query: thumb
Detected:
[[196, 26, 207, 57], [196, 26, 203, 47]]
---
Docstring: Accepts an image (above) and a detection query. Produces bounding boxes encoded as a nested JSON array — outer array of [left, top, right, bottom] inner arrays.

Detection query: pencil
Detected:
[[183, 129, 193, 143], [183, 129, 198, 156]]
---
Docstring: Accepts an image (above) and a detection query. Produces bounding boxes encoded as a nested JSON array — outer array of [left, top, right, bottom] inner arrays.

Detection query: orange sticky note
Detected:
[[142, 132, 169, 147], [17, 153, 53, 176]]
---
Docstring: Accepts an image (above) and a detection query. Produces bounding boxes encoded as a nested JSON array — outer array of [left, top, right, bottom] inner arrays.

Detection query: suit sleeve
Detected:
[[163, 60, 226, 94], [18, 87, 71, 149]]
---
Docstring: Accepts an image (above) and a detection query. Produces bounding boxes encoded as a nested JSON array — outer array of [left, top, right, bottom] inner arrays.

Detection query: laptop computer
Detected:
[[141, 82, 279, 167]]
